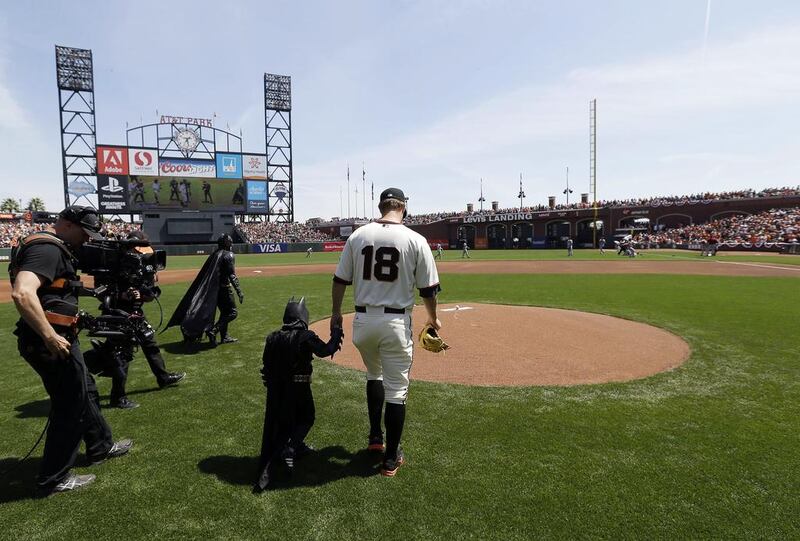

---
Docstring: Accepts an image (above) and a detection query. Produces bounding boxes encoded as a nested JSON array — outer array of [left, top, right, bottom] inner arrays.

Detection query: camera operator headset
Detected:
[[8, 206, 132, 494], [85, 230, 185, 409]]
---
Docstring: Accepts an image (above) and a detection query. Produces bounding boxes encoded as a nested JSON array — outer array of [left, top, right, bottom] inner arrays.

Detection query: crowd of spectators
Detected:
[[390, 186, 800, 226], [0, 220, 141, 247], [0, 221, 49, 247], [236, 221, 334, 243], [634, 207, 800, 247], [103, 221, 141, 238]]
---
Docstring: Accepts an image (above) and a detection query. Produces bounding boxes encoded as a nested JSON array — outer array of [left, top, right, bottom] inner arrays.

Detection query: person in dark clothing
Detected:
[[164, 234, 244, 347], [10, 206, 133, 494], [169, 178, 180, 201], [254, 297, 343, 492], [202, 180, 213, 203], [232, 182, 244, 205], [84, 230, 185, 409]]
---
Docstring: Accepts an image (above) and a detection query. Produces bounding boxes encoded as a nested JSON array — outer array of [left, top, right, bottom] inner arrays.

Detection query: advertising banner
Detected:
[[216, 153, 243, 179], [251, 243, 288, 254], [246, 180, 268, 213], [97, 146, 129, 175], [128, 176, 245, 212], [242, 154, 268, 179], [323, 241, 346, 252], [159, 158, 216, 178], [97, 175, 130, 212], [128, 148, 159, 175], [68, 179, 95, 197]]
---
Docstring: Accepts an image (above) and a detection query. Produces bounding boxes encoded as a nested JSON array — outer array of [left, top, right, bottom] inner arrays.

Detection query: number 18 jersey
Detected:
[[334, 221, 439, 310]]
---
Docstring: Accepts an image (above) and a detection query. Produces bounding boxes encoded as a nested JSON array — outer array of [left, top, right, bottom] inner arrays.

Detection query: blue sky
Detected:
[[1, 1, 799, 220]]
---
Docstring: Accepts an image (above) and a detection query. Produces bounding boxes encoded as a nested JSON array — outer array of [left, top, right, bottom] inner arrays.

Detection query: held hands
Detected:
[[44, 332, 71, 360], [330, 312, 343, 332]]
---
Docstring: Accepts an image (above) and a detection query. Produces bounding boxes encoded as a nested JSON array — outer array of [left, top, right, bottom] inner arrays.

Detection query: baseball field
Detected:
[[1, 249, 798, 539]]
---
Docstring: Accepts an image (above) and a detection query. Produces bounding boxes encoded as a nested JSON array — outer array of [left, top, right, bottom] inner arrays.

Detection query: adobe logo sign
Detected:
[[97, 146, 129, 175], [128, 148, 158, 175]]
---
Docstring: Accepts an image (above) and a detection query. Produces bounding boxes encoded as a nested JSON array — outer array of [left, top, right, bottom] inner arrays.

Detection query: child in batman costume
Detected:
[[254, 297, 343, 492]]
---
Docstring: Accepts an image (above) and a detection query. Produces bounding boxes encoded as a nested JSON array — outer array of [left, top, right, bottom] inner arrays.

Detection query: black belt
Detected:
[[355, 306, 406, 314]]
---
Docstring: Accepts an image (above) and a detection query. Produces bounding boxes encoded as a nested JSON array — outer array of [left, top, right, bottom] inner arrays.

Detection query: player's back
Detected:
[[338, 221, 434, 310]]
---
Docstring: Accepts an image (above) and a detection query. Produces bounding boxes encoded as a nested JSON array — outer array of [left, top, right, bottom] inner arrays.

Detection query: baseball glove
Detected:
[[419, 324, 450, 353]]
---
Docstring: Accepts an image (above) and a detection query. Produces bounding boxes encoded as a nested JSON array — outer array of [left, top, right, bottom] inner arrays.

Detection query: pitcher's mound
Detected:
[[310, 303, 690, 386]]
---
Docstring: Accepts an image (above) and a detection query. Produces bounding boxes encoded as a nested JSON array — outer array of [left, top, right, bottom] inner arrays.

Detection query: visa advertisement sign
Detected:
[[251, 243, 288, 253], [246, 180, 268, 213], [216, 153, 242, 179]]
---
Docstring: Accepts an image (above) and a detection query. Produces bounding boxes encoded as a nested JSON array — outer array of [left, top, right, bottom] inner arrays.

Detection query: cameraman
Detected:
[[101, 230, 185, 409], [11, 206, 132, 494]]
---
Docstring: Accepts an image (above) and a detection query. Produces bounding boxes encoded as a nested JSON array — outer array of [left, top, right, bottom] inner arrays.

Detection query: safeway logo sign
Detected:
[[128, 148, 158, 175], [97, 146, 129, 175], [101, 176, 124, 193]]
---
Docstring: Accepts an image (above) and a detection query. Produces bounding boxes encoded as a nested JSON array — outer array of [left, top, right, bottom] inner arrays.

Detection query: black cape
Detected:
[[254, 324, 343, 491], [164, 250, 225, 339]]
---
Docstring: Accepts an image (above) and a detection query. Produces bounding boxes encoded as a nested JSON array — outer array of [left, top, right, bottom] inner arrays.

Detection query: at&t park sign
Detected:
[[159, 114, 213, 127]]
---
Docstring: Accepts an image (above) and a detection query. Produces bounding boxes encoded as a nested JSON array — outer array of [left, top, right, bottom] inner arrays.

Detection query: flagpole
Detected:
[[371, 179, 375, 220], [347, 163, 351, 218], [479, 178, 485, 212], [362, 163, 366, 219], [340, 185, 343, 218]]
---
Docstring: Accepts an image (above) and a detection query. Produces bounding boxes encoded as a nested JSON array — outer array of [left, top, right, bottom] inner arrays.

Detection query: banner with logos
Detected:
[[323, 241, 347, 252], [242, 154, 268, 179], [251, 243, 288, 254], [246, 180, 268, 213], [216, 153, 243, 179], [159, 158, 216, 178], [128, 148, 159, 175], [97, 175, 130, 212], [97, 146, 129, 175]]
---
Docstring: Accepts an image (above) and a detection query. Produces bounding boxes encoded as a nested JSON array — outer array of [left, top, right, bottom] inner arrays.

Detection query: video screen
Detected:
[[128, 176, 245, 212]]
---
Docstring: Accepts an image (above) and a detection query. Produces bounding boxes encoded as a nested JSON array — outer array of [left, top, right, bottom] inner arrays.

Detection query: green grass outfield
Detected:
[[1, 270, 799, 539], [155, 248, 800, 271]]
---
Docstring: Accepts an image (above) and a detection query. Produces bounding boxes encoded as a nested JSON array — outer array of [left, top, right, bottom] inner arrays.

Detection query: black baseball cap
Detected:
[[59, 205, 104, 240], [380, 187, 407, 203]]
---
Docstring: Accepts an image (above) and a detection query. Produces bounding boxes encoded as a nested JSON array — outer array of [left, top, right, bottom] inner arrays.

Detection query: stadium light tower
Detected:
[[264, 73, 294, 222], [589, 99, 598, 246], [56, 46, 97, 209]]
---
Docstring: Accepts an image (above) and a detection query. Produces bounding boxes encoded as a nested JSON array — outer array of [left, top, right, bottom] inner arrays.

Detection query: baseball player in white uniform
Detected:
[[434, 243, 443, 259], [331, 187, 441, 477]]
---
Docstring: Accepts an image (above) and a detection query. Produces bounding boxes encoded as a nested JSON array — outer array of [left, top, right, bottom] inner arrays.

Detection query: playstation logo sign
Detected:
[[97, 175, 129, 212], [101, 176, 125, 193]]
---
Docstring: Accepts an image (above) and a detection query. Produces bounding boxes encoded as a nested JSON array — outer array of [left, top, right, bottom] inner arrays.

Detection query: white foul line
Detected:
[[714, 260, 800, 272]]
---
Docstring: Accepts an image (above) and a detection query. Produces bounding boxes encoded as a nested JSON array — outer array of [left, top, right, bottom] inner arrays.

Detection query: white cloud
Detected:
[[295, 22, 800, 220]]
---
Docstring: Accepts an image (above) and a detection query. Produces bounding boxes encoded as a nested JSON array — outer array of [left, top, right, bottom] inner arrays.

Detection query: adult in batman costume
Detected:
[[165, 234, 244, 347], [253, 297, 343, 492]]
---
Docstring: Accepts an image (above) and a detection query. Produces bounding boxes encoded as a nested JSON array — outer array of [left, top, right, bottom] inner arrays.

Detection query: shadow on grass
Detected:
[[198, 446, 379, 491], [14, 399, 50, 419], [0, 457, 45, 503], [160, 339, 218, 355]]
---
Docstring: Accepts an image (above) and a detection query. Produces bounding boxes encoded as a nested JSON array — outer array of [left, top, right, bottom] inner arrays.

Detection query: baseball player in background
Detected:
[[434, 243, 443, 260], [461, 240, 471, 258], [331, 187, 441, 477], [599, 237, 605, 254], [567, 238, 574, 257], [306, 247, 313, 258]]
